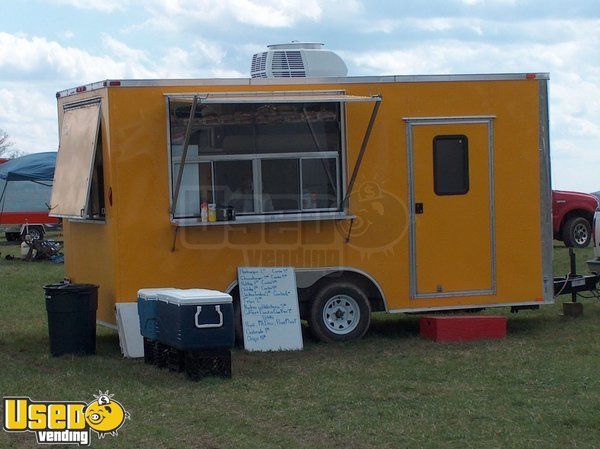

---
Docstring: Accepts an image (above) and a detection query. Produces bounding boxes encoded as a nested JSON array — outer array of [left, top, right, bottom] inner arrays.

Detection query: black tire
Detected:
[[5, 232, 18, 242], [562, 216, 592, 248], [308, 282, 371, 343]]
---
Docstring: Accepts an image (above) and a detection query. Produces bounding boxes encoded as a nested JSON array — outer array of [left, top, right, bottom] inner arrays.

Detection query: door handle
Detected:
[[415, 203, 424, 214]]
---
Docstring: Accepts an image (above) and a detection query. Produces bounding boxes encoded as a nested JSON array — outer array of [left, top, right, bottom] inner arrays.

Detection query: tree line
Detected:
[[0, 129, 24, 159]]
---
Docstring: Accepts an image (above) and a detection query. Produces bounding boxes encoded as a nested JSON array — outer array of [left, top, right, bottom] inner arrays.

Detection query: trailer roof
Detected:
[[56, 72, 550, 98]]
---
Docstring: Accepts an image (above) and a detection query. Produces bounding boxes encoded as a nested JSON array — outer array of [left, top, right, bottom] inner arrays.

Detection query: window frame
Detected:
[[166, 97, 347, 222], [432, 134, 470, 196], [170, 151, 342, 217]]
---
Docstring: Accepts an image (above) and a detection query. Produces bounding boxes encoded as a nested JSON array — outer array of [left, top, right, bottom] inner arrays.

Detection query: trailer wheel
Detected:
[[308, 282, 371, 343], [563, 216, 591, 248], [22, 226, 44, 241], [5, 232, 18, 242]]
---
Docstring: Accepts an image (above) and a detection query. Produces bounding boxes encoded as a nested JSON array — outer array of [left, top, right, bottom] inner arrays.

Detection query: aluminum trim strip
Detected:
[[406, 116, 496, 299], [387, 300, 546, 314], [403, 115, 496, 122], [488, 120, 497, 293], [538, 79, 554, 303], [62, 97, 102, 111], [56, 73, 551, 97], [171, 212, 354, 226], [172, 151, 339, 163], [166, 92, 381, 103], [414, 289, 495, 299]]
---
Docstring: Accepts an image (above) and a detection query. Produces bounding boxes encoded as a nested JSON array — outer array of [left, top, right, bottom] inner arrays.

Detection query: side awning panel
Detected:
[[165, 91, 382, 104], [50, 102, 101, 218]]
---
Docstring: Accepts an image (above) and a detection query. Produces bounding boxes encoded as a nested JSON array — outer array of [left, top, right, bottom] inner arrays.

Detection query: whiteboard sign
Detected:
[[238, 267, 303, 352]]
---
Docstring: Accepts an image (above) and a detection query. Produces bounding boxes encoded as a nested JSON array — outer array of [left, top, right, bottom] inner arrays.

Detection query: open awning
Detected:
[[169, 91, 382, 218], [50, 102, 101, 218], [166, 91, 382, 105]]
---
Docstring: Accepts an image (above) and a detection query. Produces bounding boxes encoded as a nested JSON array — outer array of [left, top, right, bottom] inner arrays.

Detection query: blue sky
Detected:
[[0, 0, 598, 191]]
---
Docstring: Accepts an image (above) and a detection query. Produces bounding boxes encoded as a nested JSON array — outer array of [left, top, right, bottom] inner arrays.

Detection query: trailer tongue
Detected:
[[553, 248, 600, 316]]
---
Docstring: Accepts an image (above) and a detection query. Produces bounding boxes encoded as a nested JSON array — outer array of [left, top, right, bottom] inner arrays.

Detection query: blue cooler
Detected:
[[156, 289, 234, 351], [137, 288, 179, 340]]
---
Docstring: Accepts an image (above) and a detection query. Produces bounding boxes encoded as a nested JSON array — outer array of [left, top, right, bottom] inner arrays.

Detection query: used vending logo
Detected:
[[3, 390, 130, 446]]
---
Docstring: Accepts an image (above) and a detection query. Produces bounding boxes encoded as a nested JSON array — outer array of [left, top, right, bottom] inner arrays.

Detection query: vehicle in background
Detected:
[[0, 152, 58, 241], [553, 190, 599, 248], [0, 180, 60, 240]]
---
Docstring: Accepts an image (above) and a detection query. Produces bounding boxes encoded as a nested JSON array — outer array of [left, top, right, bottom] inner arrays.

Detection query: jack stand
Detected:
[[563, 302, 583, 317], [563, 247, 583, 317]]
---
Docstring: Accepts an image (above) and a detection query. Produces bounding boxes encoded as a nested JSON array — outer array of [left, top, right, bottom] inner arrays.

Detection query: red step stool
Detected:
[[420, 315, 507, 343]]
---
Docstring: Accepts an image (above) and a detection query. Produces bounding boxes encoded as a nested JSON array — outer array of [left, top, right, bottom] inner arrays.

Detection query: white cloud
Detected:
[[138, 0, 329, 30], [0, 32, 241, 154], [101, 34, 150, 64], [343, 23, 600, 191], [2, 2, 599, 192], [0, 86, 58, 153], [0, 32, 157, 82], [48, 0, 128, 13]]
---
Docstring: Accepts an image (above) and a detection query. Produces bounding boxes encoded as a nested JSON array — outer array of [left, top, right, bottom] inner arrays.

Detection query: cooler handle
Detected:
[[194, 305, 223, 329]]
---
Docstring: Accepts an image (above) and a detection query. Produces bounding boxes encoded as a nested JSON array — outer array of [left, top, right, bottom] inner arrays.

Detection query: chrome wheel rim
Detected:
[[573, 223, 588, 245], [28, 229, 42, 240], [322, 295, 360, 335]]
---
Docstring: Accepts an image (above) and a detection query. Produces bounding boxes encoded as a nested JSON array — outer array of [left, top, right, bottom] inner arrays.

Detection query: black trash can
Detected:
[[43, 283, 99, 356]]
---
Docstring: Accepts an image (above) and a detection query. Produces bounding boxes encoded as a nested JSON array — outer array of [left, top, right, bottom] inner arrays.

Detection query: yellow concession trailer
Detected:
[[51, 73, 553, 342]]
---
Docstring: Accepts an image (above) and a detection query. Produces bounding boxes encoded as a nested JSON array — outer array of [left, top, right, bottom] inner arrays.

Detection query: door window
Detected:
[[433, 135, 469, 195]]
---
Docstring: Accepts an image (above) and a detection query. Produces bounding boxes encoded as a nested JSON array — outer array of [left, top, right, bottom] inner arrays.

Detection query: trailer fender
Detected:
[[225, 266, 388, 313]]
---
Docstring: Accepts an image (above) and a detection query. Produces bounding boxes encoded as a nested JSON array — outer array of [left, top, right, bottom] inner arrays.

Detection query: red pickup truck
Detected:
[[553, 190, 599, 248]]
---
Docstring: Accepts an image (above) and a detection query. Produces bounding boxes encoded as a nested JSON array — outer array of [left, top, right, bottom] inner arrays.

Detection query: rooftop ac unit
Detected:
[[250, 42, 348, 78]]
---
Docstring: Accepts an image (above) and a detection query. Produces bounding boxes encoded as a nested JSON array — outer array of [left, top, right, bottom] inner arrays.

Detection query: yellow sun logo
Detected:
[[84, 391, 130, 439]]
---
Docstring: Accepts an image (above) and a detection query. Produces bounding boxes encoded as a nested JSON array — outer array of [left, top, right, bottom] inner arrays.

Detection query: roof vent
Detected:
[[250, 42, 348, 78]]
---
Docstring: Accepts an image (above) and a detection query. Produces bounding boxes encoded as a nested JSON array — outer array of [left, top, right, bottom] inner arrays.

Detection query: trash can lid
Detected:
[[137, 288, 180, 300], [44, 283, 99, 293], [157, 289, 232, 305]]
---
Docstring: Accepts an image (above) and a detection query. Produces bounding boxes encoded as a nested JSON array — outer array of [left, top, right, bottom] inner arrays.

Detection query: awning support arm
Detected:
[[341, 96, 382, 210], [170, 95, 199, 216]]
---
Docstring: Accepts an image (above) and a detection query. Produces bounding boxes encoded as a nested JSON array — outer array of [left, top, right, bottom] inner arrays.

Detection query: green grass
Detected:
[[1, 241, 599, 448]]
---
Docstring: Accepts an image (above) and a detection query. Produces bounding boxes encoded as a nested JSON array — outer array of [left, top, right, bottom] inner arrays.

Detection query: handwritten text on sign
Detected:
[[238, 267, 303, 352]]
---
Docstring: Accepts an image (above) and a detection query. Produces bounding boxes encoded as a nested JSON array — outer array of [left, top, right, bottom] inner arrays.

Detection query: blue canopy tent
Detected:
[[0, 153, 57, 239], [0, 152, 56, 182]]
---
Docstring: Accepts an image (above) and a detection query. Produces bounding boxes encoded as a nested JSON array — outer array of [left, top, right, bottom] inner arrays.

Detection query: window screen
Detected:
[[433, 135, 469, 195], [261, 159, 300, 213], [214, 160, 254, 214], [301, 158, 337, 209]]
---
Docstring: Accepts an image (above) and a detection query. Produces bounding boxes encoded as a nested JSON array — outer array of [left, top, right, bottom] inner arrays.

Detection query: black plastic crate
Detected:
[[143, 337, 155, 365], [153, 342, 169, 369], [167, 347, 186, 373], [185, 349, 232, 381]]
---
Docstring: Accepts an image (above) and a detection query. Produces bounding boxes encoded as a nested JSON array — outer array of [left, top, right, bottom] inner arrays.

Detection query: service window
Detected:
[[433, 135, 469, 195], [168, 100, 342, 219], [50, 100, 105, 220]]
